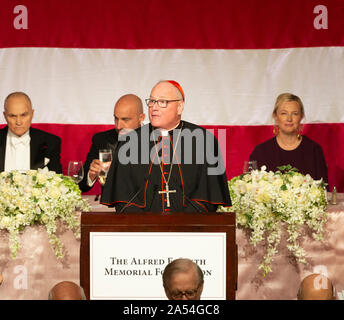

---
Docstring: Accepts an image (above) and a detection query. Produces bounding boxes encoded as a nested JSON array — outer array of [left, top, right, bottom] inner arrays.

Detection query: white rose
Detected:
[[246, 183, 253, 192], [53, 176, 62, 184], [26, 170, 37, 176], [309, 187, 321, 199], [13, 172, 24, 185], [0, 171, 8, 178], [0, 216, 11, 228], [272, 178, 283, 188], [291, 175, 303, 188], [59, 184, 69, 194], [237, 214, 248, 226], [258, 180, 270, 190], [32, 188, 41, 198], [2, 185, 10, 194], [40, 214, 49, 224], [37, 172, 48, 184], [256, 192, 271, 203], [48, 187, 61, 199], [281, 190, 292, 204], [15, 213, 26, 225], [38, 199, 48, 210]]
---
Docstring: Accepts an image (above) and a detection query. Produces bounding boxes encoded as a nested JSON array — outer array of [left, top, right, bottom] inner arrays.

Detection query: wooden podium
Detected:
[[80, 212, 237, 300]]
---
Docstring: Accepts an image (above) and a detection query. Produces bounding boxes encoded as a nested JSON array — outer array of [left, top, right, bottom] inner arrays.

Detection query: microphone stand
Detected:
[[119, 175, 149, 213]]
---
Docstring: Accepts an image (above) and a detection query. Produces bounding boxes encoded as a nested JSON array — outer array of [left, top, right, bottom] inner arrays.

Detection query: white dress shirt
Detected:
[[4, 129, 31, 172]]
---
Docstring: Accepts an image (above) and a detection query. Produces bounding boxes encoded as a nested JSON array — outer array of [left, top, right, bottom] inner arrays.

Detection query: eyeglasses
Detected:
[[145, 99, 181, 108], [170, 288, 199, 300]]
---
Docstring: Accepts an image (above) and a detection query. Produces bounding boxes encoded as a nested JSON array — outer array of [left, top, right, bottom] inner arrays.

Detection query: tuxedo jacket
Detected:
[[0, 126, 62, 173], [79, 128, 118, 192]]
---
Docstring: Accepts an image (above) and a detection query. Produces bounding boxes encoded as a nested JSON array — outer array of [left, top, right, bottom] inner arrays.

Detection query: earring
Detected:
[[297, 125, 303, 140], [273, 126, 279, 136]]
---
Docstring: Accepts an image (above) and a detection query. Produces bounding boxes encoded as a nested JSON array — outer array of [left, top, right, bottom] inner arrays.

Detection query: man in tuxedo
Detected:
[[0, 92, 62, 173], [101, 80, 231, 212], [79, 94, 145, 192], [163, 258, 204, 300]]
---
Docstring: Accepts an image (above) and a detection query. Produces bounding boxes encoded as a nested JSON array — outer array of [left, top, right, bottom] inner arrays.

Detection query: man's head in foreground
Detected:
[[48, 281, 86, 300], [163, 258, 204, 300], [297, 273, 335, 300]]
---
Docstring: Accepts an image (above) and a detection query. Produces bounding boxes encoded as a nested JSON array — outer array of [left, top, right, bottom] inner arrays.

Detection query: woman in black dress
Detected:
[[249, 93, 328, 183]]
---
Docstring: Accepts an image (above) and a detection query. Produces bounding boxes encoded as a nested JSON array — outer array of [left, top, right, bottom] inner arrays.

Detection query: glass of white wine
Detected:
[[68, 161, 84, 183], [243, 160, 257, 174], [98, 149, 112, 186]]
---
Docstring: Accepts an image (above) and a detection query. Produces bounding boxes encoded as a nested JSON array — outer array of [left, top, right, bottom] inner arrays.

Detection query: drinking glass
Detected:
[[243, 160, 258, 174], [98, 149, 112, 186], [68, 161, 84, 183]]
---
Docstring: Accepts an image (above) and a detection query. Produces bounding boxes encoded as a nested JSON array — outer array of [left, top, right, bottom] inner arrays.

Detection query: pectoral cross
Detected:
[[159, 184, 176, 208]]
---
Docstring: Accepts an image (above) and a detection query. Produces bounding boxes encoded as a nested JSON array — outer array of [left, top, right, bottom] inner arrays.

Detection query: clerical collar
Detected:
[[155, 121, 183, 136]]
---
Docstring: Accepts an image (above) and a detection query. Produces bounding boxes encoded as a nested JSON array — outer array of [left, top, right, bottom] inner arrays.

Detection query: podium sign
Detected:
[[90, 232, 226, 300], [80, 212, 237, 300]]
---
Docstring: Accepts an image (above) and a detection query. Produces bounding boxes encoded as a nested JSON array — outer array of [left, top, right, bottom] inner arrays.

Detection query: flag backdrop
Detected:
[[0, 0, 343, 194]]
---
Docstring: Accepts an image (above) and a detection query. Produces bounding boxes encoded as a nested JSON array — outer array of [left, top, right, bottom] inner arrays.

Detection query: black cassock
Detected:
[[101, 121, 231, 213]]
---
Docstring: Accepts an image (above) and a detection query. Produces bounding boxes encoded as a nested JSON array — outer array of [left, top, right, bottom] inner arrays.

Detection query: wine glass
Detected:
[[243, 160, 257, 174], [98, 149, 112, 186], [68, 161, 84, 183]]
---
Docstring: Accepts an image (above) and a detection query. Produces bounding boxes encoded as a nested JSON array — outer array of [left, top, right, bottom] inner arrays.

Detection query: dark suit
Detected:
[[0, 126, 62, 173], [79, 129, 118, 192], [101, 121, 231, 213]]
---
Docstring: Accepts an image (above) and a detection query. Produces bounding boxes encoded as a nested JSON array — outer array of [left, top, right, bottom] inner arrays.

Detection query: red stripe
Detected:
[[4, 122, 340, 194], [0, 0, 343, 49]]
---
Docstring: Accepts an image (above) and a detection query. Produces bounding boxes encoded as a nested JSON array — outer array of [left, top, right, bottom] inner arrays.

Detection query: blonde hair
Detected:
[[272, 93, 305, 118]]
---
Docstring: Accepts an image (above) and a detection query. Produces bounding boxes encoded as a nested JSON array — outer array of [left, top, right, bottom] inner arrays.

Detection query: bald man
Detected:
[[0, 92, 62, 173], [48, 281, 86, 300], [297, 273, 336, 300], [79, 94, 145, 192], [163, 258, 204, 300], [101, 80, 231, 212]]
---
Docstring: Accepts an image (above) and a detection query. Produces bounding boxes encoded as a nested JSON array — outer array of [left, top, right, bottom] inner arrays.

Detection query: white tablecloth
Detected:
[[237, 192, 344, 299], [0, 195, 112, 300], [0, 194, 343, 300]]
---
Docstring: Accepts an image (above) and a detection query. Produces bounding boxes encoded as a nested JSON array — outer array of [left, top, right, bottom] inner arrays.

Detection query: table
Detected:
[[237, 192, 344, 299], [0, 194, 343, 300], [0, 196, 112, 300]]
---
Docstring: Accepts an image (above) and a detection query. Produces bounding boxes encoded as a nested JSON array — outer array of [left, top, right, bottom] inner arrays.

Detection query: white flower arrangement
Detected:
[[217, 165, 328, 276], [0, 168, 90, 259]]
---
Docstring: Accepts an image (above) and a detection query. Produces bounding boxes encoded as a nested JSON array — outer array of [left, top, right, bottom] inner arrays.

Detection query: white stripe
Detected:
[[0, 47, 343, 125]]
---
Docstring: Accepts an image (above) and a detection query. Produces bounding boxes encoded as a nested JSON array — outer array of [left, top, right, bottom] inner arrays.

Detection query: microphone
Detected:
[[119, 174, 149, 213], [147, 184, 159, 211]]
